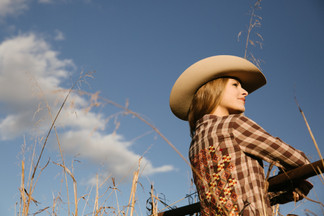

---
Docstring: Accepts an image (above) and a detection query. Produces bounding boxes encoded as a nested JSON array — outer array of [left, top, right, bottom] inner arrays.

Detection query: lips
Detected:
[[239, 98, 246, 103]]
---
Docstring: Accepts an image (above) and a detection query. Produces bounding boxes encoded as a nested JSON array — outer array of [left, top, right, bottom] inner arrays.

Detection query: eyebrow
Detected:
[[231, 79, 240, 84]]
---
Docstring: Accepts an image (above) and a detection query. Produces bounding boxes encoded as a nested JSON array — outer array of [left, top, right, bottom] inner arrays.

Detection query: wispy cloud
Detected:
[[54, 29, 65, 41], [38, 0, 53, 4], [0, 33, 174, 179], [0, 0, 29, 17], [61, 130, 174, 179], [0, 33, 74, 139]]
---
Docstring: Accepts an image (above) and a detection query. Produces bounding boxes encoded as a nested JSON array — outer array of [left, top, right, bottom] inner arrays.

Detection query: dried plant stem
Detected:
[[78, 91, 192, 171], [43, 99, 71, 216], [94, 174, 99, 215], [21, 140, 36, 216], [273, 204, 279, 216], [150, 185, 157, 216], [111, 178, 121, 215], [158, 193, 194, 212], [317, 166, 324, 183], [53, 161, 78, 216], [30, 74, 87, 216], [299, 192, 324, 207], [126, 158, 141, 216], [244, 2, 255, 59], [30, 72, 92, 179], [21, 72, 92, 216], [54, 125, 71, 216], [20, 161, 27, 216], [294, 96, 324, 169], [31, 88, 69, 181], [78, 90, 229, 215], [52, 193, 58, 216], [244, 0, 262, 59], [21, 142, 48, 216]]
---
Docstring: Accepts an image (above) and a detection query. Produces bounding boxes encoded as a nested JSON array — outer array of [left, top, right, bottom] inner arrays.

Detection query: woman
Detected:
[[169, 55, 312, 215]]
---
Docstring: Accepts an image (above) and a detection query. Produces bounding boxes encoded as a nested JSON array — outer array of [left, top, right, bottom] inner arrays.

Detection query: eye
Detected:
[[232, 82, 239, 87]]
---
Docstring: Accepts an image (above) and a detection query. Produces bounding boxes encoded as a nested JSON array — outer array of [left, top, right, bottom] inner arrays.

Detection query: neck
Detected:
[[211, 107, 229, 117], [211, 107, 243, 117]]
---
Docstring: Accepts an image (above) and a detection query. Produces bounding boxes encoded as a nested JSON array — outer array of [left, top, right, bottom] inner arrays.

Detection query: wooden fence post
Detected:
[[154, 160, 324, 216]]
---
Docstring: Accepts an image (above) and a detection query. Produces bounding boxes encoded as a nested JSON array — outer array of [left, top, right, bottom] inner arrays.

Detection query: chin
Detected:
[[229, 109, 245, 115]]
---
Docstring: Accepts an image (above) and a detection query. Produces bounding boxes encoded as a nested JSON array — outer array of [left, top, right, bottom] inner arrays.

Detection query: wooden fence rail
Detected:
[[154, 160, 324, 216]]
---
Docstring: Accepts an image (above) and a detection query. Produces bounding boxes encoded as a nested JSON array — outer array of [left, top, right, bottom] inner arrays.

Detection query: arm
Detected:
[[232, 115, 309, 170]]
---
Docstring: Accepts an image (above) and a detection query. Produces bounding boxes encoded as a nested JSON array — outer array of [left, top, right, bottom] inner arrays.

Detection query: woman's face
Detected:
[[212, 78, 248, 116]]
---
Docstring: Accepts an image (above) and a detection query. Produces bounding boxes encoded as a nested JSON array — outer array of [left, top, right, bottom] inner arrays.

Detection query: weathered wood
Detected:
[[154, 160, 324, 216], [268, 159, 324, 192], [156, 203, 200, 216]]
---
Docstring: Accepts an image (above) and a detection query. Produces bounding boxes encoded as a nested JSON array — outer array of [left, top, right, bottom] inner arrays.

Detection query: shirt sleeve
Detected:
[[231, 115, 309, 170]]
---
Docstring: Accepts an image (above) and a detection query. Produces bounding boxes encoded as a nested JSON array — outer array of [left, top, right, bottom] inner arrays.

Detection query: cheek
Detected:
[[221, 97, 232, 107]]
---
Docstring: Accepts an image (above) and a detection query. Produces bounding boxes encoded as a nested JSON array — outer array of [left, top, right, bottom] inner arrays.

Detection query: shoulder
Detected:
[[195, 115, 235, 135], [196, 114, 263, 132], [231, 114, 254, 122], [230, 114, 264, 131]]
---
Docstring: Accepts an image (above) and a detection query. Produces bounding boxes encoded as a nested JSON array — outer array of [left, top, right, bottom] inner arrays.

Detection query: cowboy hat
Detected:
[[169, 55, 266, 120]]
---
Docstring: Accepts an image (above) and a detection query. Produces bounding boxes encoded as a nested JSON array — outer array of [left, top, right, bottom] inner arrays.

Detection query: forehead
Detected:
[[226, 77, 242, 84]]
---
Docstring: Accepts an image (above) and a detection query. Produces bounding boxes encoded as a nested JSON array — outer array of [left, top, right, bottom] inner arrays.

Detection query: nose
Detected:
[[241, 87, 248, 96]]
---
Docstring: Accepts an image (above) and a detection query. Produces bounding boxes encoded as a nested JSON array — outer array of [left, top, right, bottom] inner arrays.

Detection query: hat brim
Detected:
[[170, 55, 266, 120]]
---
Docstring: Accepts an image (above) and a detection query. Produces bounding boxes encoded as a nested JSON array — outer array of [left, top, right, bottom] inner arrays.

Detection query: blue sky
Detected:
[[0, 0, 323, 215]]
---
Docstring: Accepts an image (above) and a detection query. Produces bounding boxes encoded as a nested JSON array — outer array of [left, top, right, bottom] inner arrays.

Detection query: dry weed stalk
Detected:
[[92, 173, 115, 215], [19, 161, 27, 215], [238, 0, 263, 68], [293, 96, 324, 211], [76, 89, 237, 215], [18, 72, 93, 216], [111, 177, 122, 215], [53, 161, 78, 216], [94, 174, 99, 215], [52, 193, 61, 216], [294, 95, 324, 199], [244, 0, 262, 58], [150, 185, 158, 216], [39, 89, 72, 215], [304, 209, 318, 216], [294, 96, 324, 170], [77, 91, 187, 164], [273, 204, 280, 216], [126, 158, 141, 216], [77, 90, 230, 214]]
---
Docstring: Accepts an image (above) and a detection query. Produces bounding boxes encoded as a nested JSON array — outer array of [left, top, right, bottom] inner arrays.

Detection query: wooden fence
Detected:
[[153, 160, 324, 216]]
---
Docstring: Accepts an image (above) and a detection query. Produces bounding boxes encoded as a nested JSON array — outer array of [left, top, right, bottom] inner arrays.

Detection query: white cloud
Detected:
[[61, 130, 174, 179], [0, 33, 174, 178], [0, 34, 72, 102], [38, 0, 53, 3], [54, 29, 65, 41], [0, 33, 75, 138], [0, 0, 29, 17]]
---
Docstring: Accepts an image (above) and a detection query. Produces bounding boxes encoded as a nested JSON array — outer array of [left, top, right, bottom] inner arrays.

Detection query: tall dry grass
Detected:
[[17, 72, 176, 216], [17, 1, 324, 215], [238, 0, 324, 214], [17, 72, 324, 216], [238, 0, 263, 68]]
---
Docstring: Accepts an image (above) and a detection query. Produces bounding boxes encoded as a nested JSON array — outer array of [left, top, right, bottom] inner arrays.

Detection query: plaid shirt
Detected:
[[189, 114, 309, 216]]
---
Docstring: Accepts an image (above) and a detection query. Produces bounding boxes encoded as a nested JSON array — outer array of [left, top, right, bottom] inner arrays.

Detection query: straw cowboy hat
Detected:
[[169, 55, 267, 120]]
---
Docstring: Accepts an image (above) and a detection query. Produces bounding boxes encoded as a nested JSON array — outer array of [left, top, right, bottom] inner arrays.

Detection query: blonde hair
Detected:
[[188, 78, 230, 136]]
